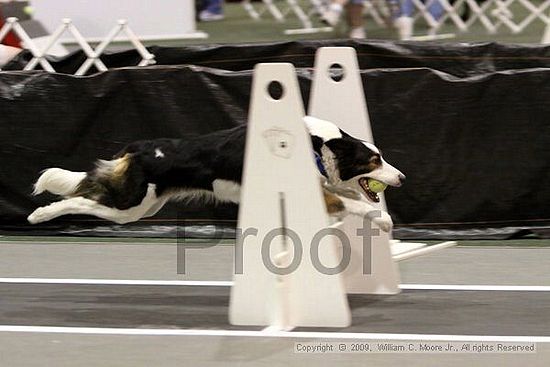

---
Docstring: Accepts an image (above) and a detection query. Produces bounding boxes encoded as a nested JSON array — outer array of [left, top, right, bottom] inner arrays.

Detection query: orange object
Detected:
[[0, 9, 22, 47]]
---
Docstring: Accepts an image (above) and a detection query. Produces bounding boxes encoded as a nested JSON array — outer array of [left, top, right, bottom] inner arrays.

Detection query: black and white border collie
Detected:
[[27, 117, 405, 232]]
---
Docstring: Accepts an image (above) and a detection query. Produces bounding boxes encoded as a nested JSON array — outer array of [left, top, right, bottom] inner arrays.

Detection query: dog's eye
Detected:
[[370, 155, 382, 165]]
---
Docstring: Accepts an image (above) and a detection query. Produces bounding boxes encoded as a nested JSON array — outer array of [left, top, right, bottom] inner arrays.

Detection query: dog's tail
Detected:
[[32, 168, 87, 197]]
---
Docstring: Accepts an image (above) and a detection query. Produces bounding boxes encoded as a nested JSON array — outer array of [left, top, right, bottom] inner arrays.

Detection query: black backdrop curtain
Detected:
[[2, 40, 550, 239]]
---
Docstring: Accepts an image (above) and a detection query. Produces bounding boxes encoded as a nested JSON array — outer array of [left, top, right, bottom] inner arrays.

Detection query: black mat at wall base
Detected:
[[2, 43, 550, 240]]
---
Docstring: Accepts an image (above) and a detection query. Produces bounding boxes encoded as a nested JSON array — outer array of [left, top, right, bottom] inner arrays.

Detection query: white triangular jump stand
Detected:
[[309, 47, 456, 294], [229, 63, 351, 328], [309, 47, 401, 294]]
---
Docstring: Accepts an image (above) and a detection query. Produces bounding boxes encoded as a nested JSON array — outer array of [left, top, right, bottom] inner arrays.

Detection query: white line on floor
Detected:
[[0, 278, 233, 287], [399, 284, 550, 292], [0, 325, 548, 342], [0, 278, 549, 291]]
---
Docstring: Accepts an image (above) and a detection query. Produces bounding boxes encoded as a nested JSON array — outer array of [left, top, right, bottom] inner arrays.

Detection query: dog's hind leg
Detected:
[[28, 184, 159, 224], [141, 196, 170, 218]]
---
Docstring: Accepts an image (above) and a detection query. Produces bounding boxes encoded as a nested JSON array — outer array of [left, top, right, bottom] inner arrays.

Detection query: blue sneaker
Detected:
[[199, 10, 224, 21]]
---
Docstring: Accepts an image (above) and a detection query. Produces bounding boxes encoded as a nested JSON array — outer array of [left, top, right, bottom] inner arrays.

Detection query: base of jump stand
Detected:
[[392, 240, 458, 262], [410, 33, 456, 41], [284, 26, 333, 35]]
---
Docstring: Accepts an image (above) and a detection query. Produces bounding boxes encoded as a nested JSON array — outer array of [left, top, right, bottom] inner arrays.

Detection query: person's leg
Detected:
[[322, 0, 348, 26], [400, 0, 415, 17], [394, 0, 415, 40], [205, 0, 223, 13], [427, 0, 445, 20], [199, 0, 224, 21], [347, 0, 366, 39]]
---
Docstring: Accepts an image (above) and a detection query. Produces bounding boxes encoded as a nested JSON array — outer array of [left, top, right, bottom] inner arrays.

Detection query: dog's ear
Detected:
[[324, 138, 358, 157], [310, 135, 324, 153]]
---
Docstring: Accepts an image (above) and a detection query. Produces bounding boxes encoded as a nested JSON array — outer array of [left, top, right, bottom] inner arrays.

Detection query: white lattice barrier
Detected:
[[241, 0, 333, 35], [400, 0, 550, 41], [0, 17, 155, 74], [492, 0, 550, 34], [242, 0, 286, 21], [0, 17, 54, 71]]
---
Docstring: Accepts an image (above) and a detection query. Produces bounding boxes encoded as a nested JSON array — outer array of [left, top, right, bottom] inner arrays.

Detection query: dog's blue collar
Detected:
[[314, 151, 327, 177]]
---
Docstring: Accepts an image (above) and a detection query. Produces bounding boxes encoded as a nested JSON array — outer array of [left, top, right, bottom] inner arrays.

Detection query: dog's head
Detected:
[[306, 116, 405, 202]]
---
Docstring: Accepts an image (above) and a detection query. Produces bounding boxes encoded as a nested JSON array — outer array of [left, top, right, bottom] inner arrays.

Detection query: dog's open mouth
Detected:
[[358, 177, 380, 203]]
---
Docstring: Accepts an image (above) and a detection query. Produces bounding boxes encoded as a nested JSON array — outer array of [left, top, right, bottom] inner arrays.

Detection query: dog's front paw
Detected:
[[371, 211, 393, 232], [27, 207, 51, 224]]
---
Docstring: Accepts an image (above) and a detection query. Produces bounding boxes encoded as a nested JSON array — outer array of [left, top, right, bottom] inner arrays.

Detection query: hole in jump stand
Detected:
[[267, 81, 285, 100], [328, 63, 345, 82]]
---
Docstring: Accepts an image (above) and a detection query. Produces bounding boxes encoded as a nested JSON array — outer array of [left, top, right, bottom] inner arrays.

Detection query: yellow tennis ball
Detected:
[[368, 179, 387, 193], [23, 6, 34, 15]]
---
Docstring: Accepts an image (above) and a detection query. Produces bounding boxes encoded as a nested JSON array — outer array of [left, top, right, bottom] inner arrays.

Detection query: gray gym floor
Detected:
[[0, 237, 549, 366]]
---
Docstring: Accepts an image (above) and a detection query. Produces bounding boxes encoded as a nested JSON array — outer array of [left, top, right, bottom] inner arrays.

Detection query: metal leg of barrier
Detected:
[[241, 0, 286, 21], [242, 0, 262, 19], [364, 0, 388, 27], [283, 0, 333, 34], [264, 0, 286, 21]]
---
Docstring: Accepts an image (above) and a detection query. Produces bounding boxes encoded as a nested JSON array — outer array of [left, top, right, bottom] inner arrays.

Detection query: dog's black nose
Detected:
[[399, 174, 406, 184]]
